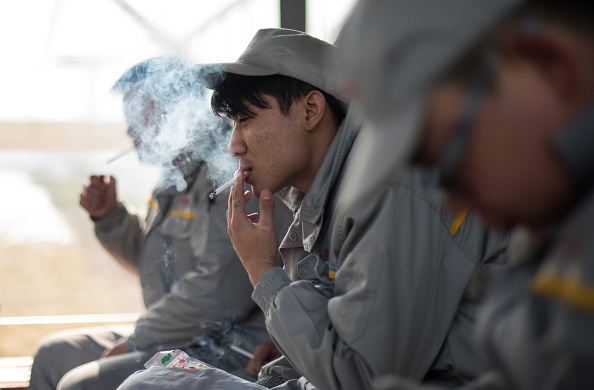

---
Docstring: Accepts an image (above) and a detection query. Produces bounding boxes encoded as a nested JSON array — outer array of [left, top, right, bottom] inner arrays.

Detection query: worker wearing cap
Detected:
[[29, 57, 293, 390], [337, 0, 594, 389], [117, 28, 508, 390]]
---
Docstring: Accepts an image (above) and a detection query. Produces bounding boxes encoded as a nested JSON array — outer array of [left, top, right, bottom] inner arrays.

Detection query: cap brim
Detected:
[[339, 92, 425, 208], [192, 62, 277, 90]]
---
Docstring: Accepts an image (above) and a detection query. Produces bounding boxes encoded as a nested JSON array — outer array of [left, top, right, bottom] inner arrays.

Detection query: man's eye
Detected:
[[238, 117, 249, 124]]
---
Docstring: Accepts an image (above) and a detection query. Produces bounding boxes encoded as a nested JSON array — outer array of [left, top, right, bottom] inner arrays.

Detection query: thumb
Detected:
[[258, 189, 275, 226]]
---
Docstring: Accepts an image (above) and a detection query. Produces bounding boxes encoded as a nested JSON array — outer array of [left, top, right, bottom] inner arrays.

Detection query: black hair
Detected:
[[211, 73, 346, 128]]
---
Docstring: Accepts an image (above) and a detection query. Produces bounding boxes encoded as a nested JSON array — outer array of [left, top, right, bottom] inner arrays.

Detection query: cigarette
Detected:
[[229, 345, 254, 359], [208, 177, 235, 199], [107, 149, 134, 164]]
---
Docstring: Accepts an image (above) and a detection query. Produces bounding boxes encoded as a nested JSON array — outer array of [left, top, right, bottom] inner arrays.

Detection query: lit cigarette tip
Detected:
[[208, 177, 235, 199]]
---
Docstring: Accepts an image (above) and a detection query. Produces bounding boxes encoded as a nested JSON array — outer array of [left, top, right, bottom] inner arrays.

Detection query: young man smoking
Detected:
[[118, 28, 509, 390]]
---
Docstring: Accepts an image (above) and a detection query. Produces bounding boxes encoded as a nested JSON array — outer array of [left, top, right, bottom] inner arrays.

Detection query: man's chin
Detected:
[[252, 189, 262, 200]]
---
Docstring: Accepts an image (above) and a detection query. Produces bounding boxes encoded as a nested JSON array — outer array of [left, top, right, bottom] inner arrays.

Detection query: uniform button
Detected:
[[289, 231, 298, 241]]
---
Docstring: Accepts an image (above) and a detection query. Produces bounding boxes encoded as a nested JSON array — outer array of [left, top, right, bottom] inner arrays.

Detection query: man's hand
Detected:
[[100, 337, 129, 359], [247, 342, 282, 376], [227, 168, 279, 287], [80, 175, 117, 219]]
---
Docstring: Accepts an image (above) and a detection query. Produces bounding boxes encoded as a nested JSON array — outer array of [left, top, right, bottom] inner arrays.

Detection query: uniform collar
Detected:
[[278, 108, 361, 250]]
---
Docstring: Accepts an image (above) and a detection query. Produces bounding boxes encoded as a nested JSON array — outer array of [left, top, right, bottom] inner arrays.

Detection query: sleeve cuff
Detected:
[[256, 374, 287, 388], [252, 267, 292, 317]]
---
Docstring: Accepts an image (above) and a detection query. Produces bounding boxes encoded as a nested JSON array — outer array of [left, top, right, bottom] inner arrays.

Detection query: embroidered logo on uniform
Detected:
[[179, 196, 191, 206]]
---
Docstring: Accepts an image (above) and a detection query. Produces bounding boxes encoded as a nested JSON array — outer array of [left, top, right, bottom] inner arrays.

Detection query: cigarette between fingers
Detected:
[[208, 177, 235, 200], [229, 345, 254, 359], [209, 171, 250, 200]]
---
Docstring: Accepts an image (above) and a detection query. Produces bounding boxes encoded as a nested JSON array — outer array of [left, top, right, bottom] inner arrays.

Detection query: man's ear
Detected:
[[303, 90, 326, 131], [501, 30, 576, 100]]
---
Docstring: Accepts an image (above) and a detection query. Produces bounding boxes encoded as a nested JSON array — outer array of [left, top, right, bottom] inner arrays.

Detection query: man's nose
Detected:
[[228, 128, 247, 156]]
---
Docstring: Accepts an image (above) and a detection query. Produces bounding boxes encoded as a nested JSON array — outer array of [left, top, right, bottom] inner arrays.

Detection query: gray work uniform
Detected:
[[468, 189, 594, 390], [252, 111, 508, 390], [116, 110, 508, 390], [29, 161, 293, 390], [371, 191, 594, 390]]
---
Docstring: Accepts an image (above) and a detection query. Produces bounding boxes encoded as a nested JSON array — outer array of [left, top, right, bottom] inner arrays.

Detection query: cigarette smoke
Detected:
[[113, 57, 236, 192]]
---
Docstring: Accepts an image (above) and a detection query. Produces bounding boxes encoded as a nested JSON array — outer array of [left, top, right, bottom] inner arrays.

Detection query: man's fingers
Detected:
[[246, 342, 279, 375], [228, 168, 246, 236], [89, 175, 104, 185], [227, 180, 233, 214], [80, 175, 117, 218], [229, 168, 248, 225], [79, 195, 90, 210], [246, 353, 265, 376], [81, 190, 106, 207], [87, 175, 110, 192], [258, 189, 276, 228], [106, 175, 117, 201], [247, 212, 259, 222], [244, 190, 252, 204], [231, 169, 246, 210], [246, 358, 262, 376]]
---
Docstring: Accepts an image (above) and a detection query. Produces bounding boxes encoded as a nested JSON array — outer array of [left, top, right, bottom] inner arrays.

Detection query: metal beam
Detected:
[[280, 0, 306, 32], [183, 0, 247, 43], [111, 0, 186, 58]]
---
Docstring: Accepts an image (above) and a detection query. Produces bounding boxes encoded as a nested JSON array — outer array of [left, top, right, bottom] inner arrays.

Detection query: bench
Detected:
[[0, 357, 31, 390], [0, 313, 139, 389]]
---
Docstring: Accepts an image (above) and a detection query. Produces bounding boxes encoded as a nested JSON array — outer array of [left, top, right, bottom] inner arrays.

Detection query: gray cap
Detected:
[[193, 28, 343, 101], [335, 0, 523, 205]]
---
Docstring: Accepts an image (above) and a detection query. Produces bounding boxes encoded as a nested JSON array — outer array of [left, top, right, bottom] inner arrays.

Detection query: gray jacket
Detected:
[[94, 161, 293, 353], [471, 189, 594, 390], [252, 110, 509, 390]]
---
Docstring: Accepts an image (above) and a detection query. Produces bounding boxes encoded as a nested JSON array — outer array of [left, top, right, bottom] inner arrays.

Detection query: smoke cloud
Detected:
[[113, 57, 236, 192]]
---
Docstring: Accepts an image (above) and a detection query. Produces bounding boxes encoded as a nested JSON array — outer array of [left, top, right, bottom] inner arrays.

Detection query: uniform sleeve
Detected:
[[257, 355, 302, 388], [253, 182, 485, 390], [127, 193, 259, 352], [93, 202, 143, 271]]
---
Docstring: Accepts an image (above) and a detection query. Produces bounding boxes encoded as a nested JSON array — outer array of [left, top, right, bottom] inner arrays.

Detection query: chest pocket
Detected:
[[297, 254, 335, 298], [160, 194, 202, 240]]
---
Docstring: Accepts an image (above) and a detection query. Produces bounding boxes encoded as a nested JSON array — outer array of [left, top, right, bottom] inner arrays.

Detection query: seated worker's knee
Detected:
[[32, 332, 68, 360], [31, 332, 72, 378], [56, 361, 100, 390]]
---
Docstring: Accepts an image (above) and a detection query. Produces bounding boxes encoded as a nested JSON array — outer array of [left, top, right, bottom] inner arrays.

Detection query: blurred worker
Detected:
[[117, 28, 508, 390], [29, 56, 293, 390], [338, 0, 594, 389]]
